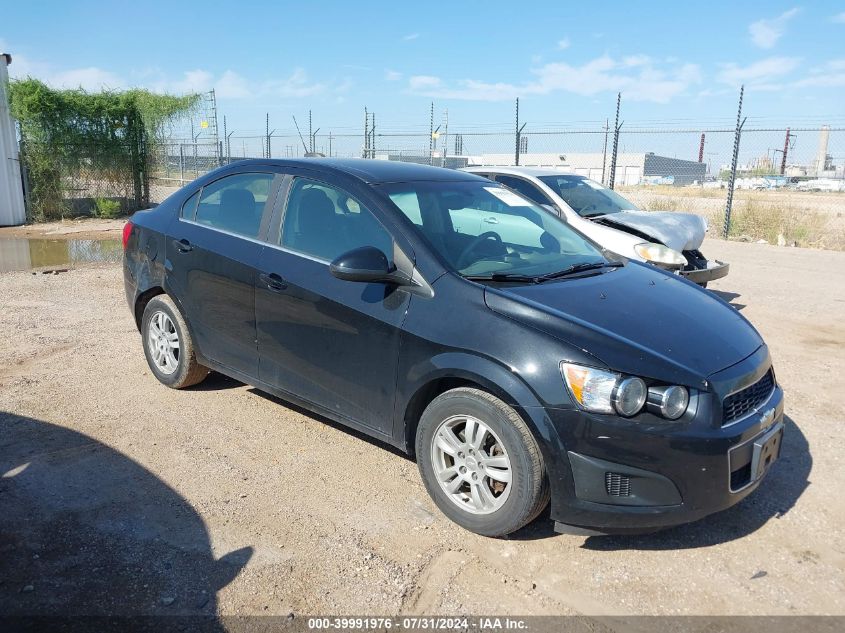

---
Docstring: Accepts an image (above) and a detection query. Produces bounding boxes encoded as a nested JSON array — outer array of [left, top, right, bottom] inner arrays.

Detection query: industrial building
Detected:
[[379, 151, 707, 186], [465, 152, 706, 186]]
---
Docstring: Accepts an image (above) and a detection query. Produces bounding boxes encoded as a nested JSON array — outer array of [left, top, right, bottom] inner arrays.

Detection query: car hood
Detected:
[[484, 263, 762, 385], [596, 210, 706, 251]]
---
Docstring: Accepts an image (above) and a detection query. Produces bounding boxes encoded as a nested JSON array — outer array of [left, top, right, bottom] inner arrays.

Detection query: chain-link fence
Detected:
[[15, 86, 845, 248]]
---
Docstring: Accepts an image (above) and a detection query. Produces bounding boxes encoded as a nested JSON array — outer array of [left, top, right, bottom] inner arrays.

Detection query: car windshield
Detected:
[[380, 180, 606, 279], [538, 175, 640, 217]]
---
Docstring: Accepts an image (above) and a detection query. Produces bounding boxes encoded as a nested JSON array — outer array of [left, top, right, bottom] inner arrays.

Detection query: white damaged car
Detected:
[[463, 167, 728, 286]]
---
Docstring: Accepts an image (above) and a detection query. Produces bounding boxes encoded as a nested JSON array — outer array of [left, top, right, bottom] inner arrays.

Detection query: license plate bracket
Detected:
[[750, 422, 783, 482]]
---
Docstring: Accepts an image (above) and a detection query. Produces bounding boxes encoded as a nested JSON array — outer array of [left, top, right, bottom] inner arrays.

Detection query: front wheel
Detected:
[[141, 295, 209, 389], [416, 388, 549, 537]]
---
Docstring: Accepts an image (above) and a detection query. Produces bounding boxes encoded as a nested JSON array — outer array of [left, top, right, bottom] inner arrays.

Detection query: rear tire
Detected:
[[416, 387, 549, 537], [141, 295, 209, 389]]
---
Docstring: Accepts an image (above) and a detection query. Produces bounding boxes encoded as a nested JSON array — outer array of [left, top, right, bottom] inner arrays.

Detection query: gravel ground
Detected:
[[0, 238, 843, 618]]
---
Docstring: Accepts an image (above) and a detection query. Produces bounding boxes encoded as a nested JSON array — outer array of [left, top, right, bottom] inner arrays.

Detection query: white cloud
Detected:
[[215, 70, 251, 98], [384, 69, 403, 81], [717, 56, 801, 87], [408, 75, 442, 90], [749, 8, 800, 49], [402, 33, 420, 41], [407, 55, 701, 103], [556, 38, 570, 50], [262, 67, 325, 98], [832, 12, 845, 23], [794, 58, 845, 87]]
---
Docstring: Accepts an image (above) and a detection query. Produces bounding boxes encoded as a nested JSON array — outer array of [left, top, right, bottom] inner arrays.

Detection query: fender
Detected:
[[394, 351, 570, 503]]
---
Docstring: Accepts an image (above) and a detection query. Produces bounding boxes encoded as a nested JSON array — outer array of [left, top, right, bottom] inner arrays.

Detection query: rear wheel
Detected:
[[416, 387, 549, 537], [141, 295, 209, 389]]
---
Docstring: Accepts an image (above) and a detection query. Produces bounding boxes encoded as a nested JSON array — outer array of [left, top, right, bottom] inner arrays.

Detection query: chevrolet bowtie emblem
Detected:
[[760, 407, 776, 428]]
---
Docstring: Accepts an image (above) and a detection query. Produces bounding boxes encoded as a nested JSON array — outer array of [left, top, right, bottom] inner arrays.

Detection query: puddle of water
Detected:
[[0, 237, 123, 273]]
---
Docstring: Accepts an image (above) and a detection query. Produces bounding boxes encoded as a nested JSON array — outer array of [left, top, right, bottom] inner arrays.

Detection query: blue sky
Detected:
[[2, 0, 844, 136]]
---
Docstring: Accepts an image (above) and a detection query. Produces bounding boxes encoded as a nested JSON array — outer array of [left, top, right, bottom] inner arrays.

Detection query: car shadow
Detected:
[[189, 371, 244, 391], [710, 289, 746, 311], [0, 411, 252, 621]]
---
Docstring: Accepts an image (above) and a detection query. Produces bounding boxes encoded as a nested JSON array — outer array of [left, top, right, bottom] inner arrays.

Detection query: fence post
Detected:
[[429, 102, 434, 166], [723, 85, 746, 239], [179, 145, 184, 186]]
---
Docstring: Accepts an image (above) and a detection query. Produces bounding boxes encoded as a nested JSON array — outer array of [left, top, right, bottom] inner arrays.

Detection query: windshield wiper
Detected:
[[539, 260, 624, 280], [464, 272, 542, 283], [465, 261, 623, 284]]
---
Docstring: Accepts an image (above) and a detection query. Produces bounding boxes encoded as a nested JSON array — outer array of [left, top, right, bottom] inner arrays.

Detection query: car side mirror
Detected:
[[330, 246, 410, 285]]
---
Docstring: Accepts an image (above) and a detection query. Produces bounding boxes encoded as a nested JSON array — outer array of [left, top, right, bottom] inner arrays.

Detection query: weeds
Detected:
[[93, 197, 123, 219]]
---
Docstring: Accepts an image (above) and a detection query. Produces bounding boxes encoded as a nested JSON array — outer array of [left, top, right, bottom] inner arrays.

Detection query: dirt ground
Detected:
[[1, 238, 844, 619]]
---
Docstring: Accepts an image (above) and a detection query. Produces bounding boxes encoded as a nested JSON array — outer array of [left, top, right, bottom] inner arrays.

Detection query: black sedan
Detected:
[[123, 159, 785, 537]]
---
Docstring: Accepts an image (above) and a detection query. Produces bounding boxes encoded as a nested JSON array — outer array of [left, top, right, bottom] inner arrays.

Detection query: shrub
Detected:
[[93, 197, 122, 219]]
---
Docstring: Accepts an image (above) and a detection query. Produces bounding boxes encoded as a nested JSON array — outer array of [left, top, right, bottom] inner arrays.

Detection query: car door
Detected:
[[255, 173, 411, 436], [167, 170, 280, 378]]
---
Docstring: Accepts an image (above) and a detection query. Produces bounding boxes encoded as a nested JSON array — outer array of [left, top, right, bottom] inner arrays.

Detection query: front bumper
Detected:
[[679, 259, 730, 284], [544, 361, 784, 534]]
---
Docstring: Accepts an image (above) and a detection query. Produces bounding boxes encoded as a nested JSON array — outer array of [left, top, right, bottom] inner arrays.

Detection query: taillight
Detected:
[[122, 221, 133, 249]]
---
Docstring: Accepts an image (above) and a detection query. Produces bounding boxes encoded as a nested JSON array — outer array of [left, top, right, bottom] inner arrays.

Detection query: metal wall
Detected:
[[0, 53, 26, 226]]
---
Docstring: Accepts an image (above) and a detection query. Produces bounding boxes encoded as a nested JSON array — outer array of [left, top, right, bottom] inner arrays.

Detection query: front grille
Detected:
[[722, 369, 775, 426], [605, 472, 631, 497]]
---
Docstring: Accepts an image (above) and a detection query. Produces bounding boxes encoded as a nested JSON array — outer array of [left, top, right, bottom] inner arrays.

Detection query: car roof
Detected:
[[463, 166, 583, 179], [226, 158, 488, 184]]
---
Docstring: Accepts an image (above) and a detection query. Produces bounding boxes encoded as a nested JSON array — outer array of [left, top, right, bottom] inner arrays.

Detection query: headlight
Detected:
[[562, 362, 688, 420], [634, 242, 687, 267], [646, 385, 689, 420], [561, 363, 645, 417], [612, 376, 647, 417], [561, 363, 616, 414]]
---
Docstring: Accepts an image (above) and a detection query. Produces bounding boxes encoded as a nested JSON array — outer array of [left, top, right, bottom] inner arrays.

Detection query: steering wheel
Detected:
[[456, 231, 504, 269]]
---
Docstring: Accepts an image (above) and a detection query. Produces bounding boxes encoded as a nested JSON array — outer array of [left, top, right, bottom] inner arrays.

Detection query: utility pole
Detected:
[[698, 133, 706, 163], [265, 113, 270, 159], [308, 110, 313, 154], [370, 113, 375, 158]]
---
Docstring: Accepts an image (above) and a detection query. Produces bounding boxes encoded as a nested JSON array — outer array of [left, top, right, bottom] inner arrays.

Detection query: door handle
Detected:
[[172, 238, 193, 253], [260, 272, 288, 292], [483, 216, 499, 224]]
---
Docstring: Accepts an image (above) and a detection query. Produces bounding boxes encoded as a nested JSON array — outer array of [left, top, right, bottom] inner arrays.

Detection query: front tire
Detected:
[[141, 295, 209, 389], [416, 387, 549, 537]]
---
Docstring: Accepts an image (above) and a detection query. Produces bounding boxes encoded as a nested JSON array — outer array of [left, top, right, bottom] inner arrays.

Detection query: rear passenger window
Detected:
[[194, 172, 274, 239], [281, 178, 393, 262], [181, 190, 200, 219]]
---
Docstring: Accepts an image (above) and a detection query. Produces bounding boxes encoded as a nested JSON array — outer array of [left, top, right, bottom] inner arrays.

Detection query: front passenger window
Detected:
[[281, 178, 393, 262], [194, 172, 274, 238]]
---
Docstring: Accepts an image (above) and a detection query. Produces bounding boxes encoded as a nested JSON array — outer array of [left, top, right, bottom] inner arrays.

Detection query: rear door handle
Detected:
[[172, 238, 193, 253], [260, 272, 288, 292], [483, 216, 499, 224]]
